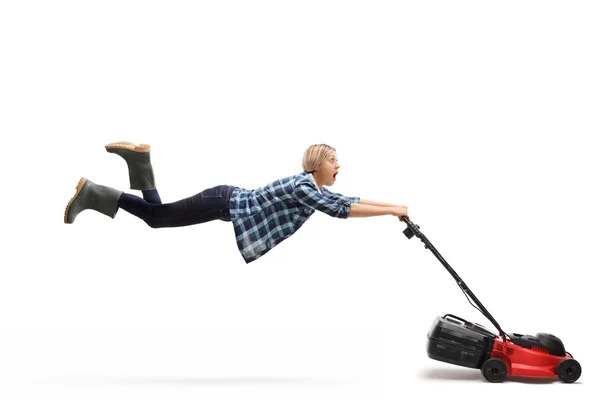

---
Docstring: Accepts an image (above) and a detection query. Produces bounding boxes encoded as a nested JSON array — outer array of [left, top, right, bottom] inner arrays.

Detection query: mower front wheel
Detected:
[[481, 358, 507, 383]]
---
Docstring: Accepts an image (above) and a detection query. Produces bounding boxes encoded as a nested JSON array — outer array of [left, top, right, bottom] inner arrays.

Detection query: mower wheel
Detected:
[[556, 358, 581, 383], [481, 358, 507, 383]]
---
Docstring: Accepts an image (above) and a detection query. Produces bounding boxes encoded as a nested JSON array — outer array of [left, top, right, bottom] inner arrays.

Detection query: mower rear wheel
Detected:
[[481, 358, 507, 383], [556, 358, 581, 383]]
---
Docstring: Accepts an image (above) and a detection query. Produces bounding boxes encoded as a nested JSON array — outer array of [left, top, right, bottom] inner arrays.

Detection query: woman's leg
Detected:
[[118, 185, 231, 228], [142, 189, 162, 204]]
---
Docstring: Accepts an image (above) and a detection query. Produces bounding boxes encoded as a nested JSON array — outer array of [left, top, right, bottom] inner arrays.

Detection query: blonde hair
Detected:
[[302, 144, 336, 173]]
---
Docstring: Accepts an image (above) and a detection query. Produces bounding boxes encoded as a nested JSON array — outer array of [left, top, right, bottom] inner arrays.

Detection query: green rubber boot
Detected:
[[105, 141, 156, 190], [64, 178, 123, 224]]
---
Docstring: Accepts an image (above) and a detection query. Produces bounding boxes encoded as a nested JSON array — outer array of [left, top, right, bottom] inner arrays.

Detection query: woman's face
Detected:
[[315, 151, 340, 186]]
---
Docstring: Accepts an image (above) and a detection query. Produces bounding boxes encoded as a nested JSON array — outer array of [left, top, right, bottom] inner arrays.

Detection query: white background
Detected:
[[1, 1, 599, 399]]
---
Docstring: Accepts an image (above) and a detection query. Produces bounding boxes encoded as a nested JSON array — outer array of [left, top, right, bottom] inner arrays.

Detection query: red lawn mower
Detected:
[[401, 216, 581, 383]]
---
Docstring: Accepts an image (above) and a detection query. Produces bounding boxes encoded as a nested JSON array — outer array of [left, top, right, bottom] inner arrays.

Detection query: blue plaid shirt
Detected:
[[228, 171, 360, 263]]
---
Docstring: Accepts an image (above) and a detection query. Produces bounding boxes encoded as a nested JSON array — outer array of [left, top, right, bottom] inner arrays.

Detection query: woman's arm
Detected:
[[294, 182, 408, 219], [349, 202, 408, 218], [358, 198, 398, 207]]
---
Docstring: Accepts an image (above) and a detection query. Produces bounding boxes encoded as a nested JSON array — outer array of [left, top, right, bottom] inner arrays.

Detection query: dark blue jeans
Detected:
[[118, 185, 235, 228]]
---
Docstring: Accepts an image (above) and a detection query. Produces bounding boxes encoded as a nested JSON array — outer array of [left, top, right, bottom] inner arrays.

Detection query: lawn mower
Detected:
[[400, 216, 581, 383]]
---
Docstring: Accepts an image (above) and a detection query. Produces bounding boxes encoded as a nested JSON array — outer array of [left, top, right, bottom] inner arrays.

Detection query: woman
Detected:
[[64, 142, 410, 263]]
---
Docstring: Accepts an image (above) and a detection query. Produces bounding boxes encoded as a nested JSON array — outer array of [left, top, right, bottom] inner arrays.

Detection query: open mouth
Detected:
[[333, 172, 338, 180]]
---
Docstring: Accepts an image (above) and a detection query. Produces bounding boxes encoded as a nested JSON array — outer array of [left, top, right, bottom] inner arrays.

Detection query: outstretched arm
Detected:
[[349, 202, 409, 218], [295, 184, 408, 219], [358, 198, 398, 207], [319, 187, 408, 218]]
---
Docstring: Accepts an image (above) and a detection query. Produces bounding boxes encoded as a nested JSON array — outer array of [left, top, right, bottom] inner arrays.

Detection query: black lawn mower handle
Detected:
[[400, 215, 508, 341], [401, 216, 420, 240]]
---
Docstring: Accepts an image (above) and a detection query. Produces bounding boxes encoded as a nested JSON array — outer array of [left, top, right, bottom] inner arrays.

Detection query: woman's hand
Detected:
[[389, 205, 409, 218]]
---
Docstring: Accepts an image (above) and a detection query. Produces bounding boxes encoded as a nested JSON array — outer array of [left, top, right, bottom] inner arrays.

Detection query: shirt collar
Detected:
[[303, 171, 323, 194]]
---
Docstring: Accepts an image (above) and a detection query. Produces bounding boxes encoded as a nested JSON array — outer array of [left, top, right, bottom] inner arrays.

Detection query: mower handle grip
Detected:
[[401, 216, 421, 240]]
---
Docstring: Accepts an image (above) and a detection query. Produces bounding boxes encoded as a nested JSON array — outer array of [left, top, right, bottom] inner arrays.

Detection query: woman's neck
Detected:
[[308, 173, 323, 193]]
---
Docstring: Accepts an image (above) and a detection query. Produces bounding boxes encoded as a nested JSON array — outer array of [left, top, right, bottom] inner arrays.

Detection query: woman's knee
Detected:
[[145, 218, 163, 229]]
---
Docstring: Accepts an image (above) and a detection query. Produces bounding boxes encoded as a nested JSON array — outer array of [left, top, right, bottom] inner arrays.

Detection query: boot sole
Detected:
[[64, 177, 87, 224], [105, 142, 151, 153]]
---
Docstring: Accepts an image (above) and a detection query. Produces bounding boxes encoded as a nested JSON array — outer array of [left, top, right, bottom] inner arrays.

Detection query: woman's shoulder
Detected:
[[289, 171, 320, 190], [260, 171, 318, 198], [235, 172, 316, 196], [267, 171, 313, 187]]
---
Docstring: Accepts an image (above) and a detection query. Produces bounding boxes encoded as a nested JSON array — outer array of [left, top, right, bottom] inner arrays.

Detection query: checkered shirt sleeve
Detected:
[[320, 186, 361, 205], [294, 182, 357, 218]]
